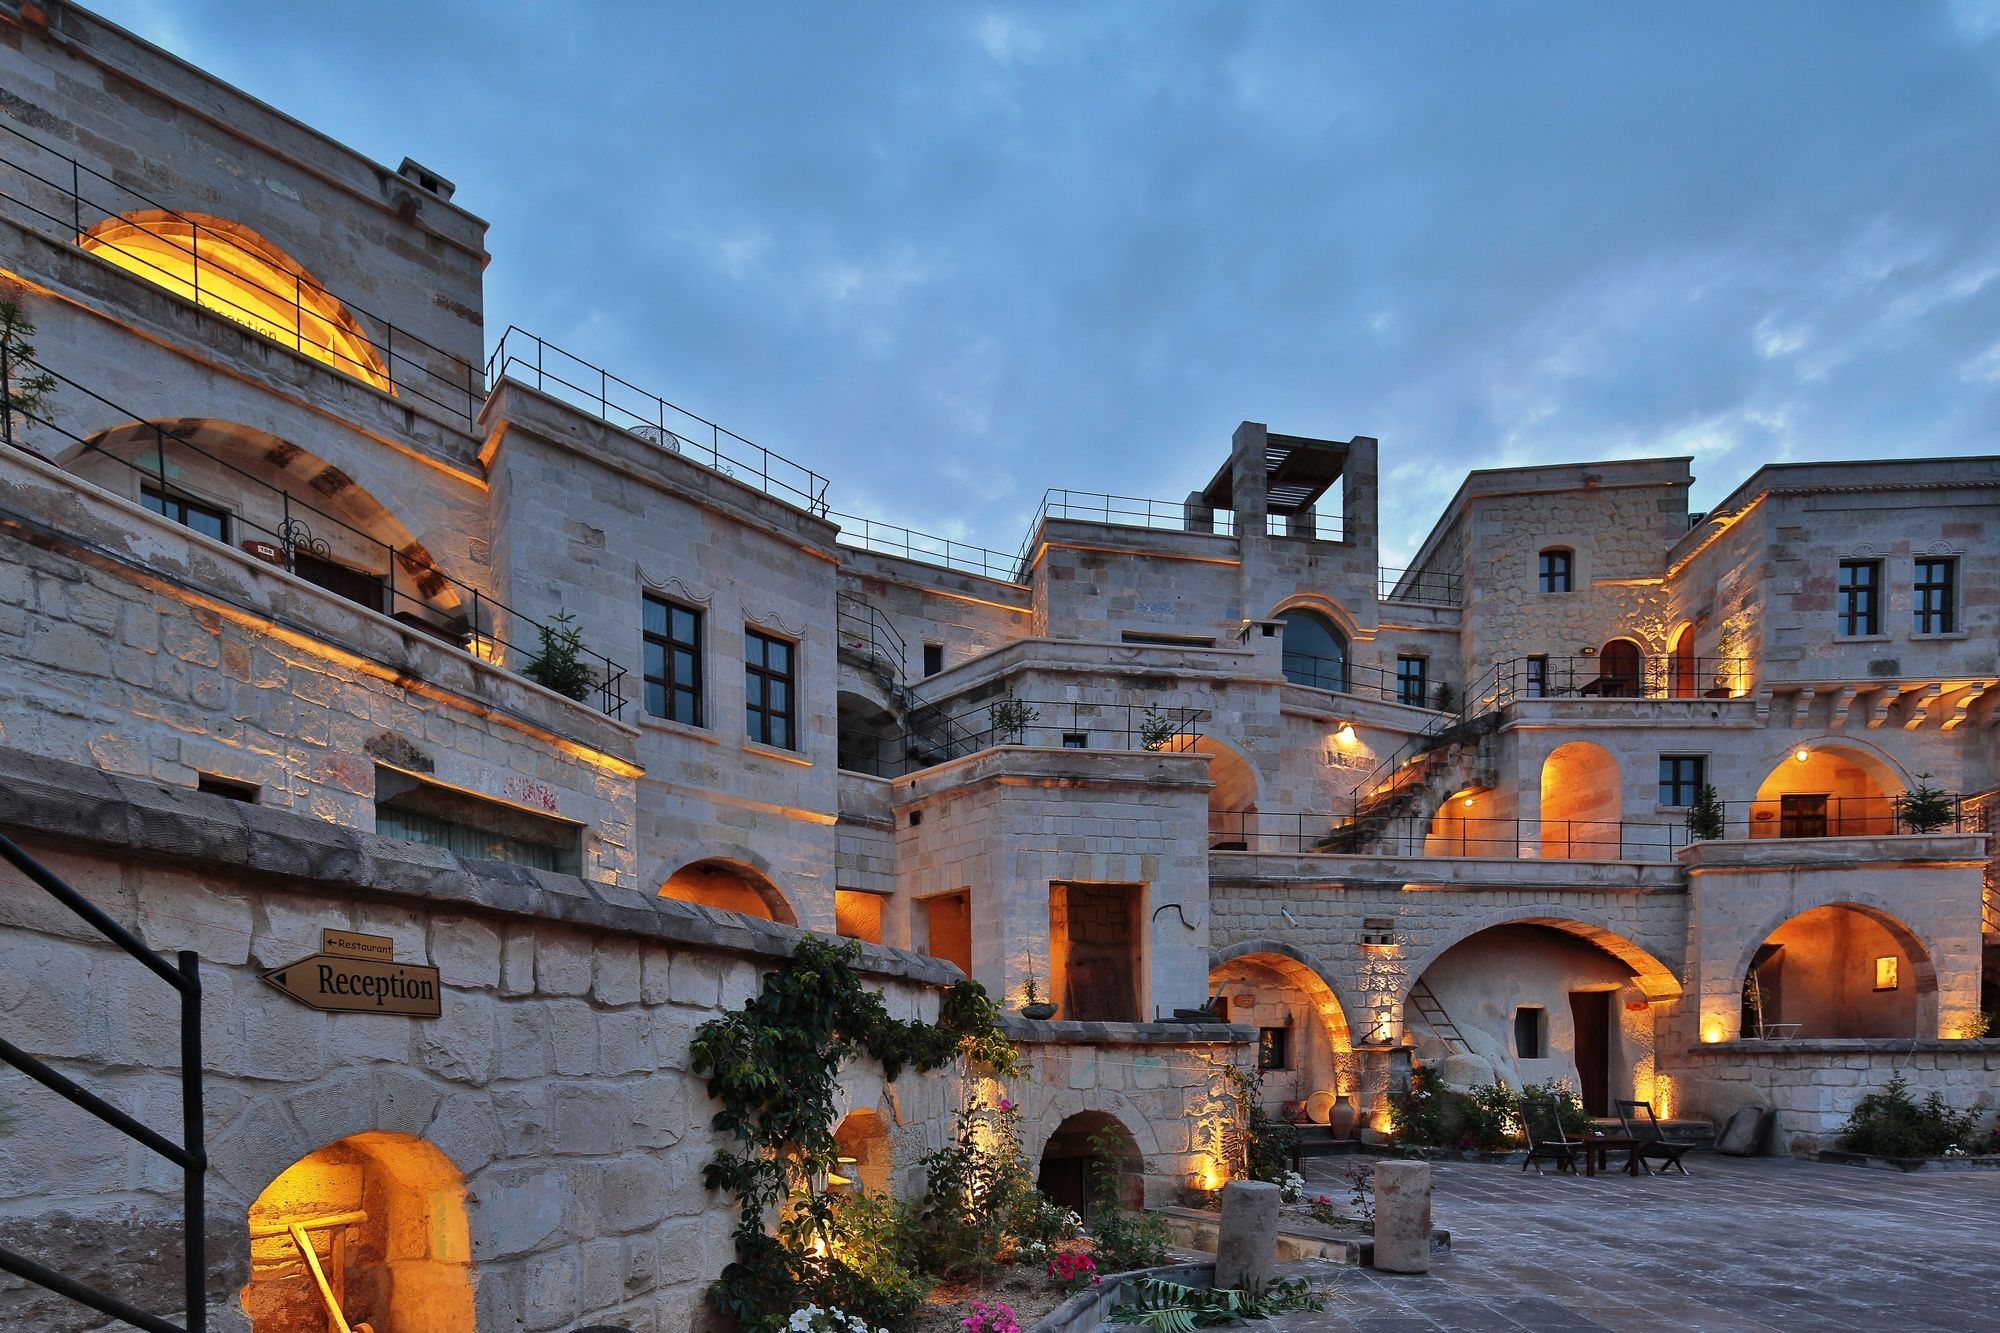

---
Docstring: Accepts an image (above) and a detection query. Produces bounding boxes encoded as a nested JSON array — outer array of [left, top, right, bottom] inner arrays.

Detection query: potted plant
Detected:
[[1686, 783, 1725, 841], [1897, 773, 1954, 834], [988, 694, 1039, 744], [1019, 976, 1057, 1021]]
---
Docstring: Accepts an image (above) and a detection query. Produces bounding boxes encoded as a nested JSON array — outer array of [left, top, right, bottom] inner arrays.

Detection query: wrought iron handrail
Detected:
[[0, 119, 482, 425], [1016, 488, 1243, 573], [2, 350, 630, 717], [0, 831, 206, 1333], [1492, 655, 1749, 703], [836, 590, 907, 684], [1207, 810, 1693, 862], [1281, 653, 1455, 709], [1710, 794, 1968, 839], [1378, 565, 1462, 607], [839, 698, 1207, 778], [485, 326, 832, 518], [829, 510, 1020, 581]]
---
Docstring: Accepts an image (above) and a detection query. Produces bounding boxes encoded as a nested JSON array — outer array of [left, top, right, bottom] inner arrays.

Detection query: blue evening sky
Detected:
[[95, 1, 2000, 563]]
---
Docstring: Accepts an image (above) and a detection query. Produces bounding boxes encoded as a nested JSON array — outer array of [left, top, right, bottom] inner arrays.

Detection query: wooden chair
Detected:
[[1614, 1099, 1694, 1176], [1519, 1094, 1581, 1175]]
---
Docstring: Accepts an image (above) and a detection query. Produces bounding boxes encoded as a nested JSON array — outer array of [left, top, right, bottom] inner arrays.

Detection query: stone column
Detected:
[[1213, 1179, 1278, 1290], [1372, 1160, 1431, 1273]]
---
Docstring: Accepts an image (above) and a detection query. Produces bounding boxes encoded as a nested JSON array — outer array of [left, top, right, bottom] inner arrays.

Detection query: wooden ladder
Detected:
[[1408, 980, 1471, 1053]]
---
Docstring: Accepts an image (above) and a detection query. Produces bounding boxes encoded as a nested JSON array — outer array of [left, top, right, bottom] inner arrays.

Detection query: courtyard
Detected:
[[1276, 1154, 2000, 1332]]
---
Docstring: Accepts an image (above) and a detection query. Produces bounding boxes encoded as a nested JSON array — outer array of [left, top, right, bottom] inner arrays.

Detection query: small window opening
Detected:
[[1062, 732, 1089, 749], [1257, 1026, 1290, 1070], [923, 643, 945, 677], [197, 773, 261, 803], [1514, 1006, 1546, 1059], [922, 890, 972, 974], [374, 767, 582, 875]]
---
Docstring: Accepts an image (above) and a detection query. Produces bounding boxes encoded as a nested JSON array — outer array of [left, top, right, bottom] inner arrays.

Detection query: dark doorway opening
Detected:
[[1568, 991, 1611, 1116]]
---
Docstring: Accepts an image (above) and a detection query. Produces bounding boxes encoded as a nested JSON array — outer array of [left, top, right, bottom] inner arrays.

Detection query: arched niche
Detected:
[[1598, 638, 1644, 697], [1190, 736, 1259, 849], [1668, 622, 1697, 698], [660, 857, 797, 924], [1751, 742, 1905, 838], [1277, 608, 1348, 693], [1035, 1110, 1142, 1218], [832, 1108, 894, 1198], [242, 1131, 471, 1333], [836, 688, 903, 776], [1539, 741, 1622, 860], [1208, 950, 1353, 1114], [1740, 903, 1935, 1039], [81, 210, 391, 390]]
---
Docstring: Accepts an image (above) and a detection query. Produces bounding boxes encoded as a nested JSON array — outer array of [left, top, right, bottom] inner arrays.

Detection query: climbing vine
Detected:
[[690, 936, 1020, 1332]]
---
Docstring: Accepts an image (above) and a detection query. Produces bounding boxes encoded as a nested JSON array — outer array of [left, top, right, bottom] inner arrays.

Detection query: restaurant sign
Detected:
[[262, 930, 441, 1018]]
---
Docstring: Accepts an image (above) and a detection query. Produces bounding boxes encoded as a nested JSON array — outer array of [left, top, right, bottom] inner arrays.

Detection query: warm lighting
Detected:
[[1702, 1021, 1725, 1043], [1334, 722, 1358, 744], [1461, 796, 1474, 808], [465, 632, 502, 664], [1794, 747, 1811, 763], [1874, 956, 1899, 991], [80, 212, 392, 391]]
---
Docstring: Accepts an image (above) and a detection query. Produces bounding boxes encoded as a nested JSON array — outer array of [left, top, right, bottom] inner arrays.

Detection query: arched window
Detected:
[[80, 211, 392, 391], [1538, 548, 1574, 593], [1279, 610, 1347, 693]]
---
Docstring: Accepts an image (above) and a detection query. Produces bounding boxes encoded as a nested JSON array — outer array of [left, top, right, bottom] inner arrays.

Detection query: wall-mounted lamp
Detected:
[[1794, 746, 1811, 763], [1334, 722, 1358, 745]]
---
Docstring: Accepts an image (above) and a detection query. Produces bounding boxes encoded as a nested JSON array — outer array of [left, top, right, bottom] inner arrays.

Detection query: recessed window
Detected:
[[1837, 560, 1880, 636], [1395, 654, 1428, 708], [374, 767, 581, 875], [923, 642, 944, 677], [1279, 610, 1348, 692], [292, 550, 385, 614], [196, 773, 260, 803], [643, 595, 704, 726], [1258, 1027, 1290, 1071], [1050, 883, 1141, 1023], [1062, 732, 1089, 749], [1514, 1007, 1545, 1059], [141, 485, 228, 543], [1538, 548, 1574, 594], [1913, 558, 1956, 635], [1658, 753, 1706, 808], [744, 628, 795, 749], [1525, 655, 1548, 697]]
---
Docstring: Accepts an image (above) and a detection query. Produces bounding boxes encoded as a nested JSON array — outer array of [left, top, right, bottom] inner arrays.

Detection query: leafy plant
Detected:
[[0, 299, 56, 447], [915, 1097, 1048, 1277], [1431, 681, 1456, 713], [1896, 773, 1955, 834], [691, 936, 1020, 1331], [1085, 1125, 1172, 1273], [521, 609, 596, 701], [1686, 783, 1725, 841], [1840, 1072, 1980, 1159], [960, 1299, 1020, 1333], [1389, 1067, 1589, 1150], [1110, 1276, 1323, 1330], [1045, 1247, 1100, 1293], [1305, 1192, 1344, 1226], [988, 694, 1040, 743], [1139, 706, 1179, 751]]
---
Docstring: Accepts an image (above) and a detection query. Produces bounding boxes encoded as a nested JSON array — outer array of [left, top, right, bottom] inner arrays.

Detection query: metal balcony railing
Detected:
[[485, 326, 832, 517], [1378, 565, 1461, 606], [839, 698, 1206, 778], [829, 510, 1020, 581], [1280, 653, 1455, 710], [1206, 810, 1693, 862], [3, 351, 630, 717], [1712, 795, 1970, 840], [836, 590, 907, 683], [1493, 654, 1749, 703], [0, 120, 483, 425]]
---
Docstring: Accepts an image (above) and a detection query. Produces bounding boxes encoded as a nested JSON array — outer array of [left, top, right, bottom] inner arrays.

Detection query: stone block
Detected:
[[594, 939, 643, 1005], [598, 1156, 672, 1233], [431, 914, 503, 988], [536, 929, 594, 996], [1373, 1161, 1431, 1273], [1214, 1180, 1279, 1289]]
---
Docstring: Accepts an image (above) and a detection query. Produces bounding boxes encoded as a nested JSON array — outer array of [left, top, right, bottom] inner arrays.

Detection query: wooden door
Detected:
[[1568, 991, 1612, 1116]]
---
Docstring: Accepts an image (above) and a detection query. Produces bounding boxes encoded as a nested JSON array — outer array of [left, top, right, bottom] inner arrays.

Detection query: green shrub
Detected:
[[1086, 1125, 1172, 1273], [521, 609, 596, 701], [1840, 1073, 1980, 1158], [1389, 1067, 1591, 1150]]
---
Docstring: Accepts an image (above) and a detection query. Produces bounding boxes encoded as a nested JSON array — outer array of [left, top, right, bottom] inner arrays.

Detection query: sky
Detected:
[[94, 0, 2000, 564]]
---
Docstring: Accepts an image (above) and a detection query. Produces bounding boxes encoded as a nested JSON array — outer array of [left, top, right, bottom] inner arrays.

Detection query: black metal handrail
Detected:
[[1280, 653, 1455, 709], [1492, 654, 1748, 702], [1710, 794, 1969, 839], [836, 590, 907, 684], [829, 510, 1020, 581], [2, 350, 630, 717], [485, 326, 832, 518], [839, 698, 1206, 778], [1016, 488, 1245, 574], [0, 119, 482, 425], [1378, 565, 1461, 607], [0, 831, 206, 1333], [1207, 810, 1693, 862]]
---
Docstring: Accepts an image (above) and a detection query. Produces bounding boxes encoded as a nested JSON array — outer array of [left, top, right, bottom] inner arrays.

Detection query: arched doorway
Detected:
[[1278, 610, 1348, 693], [837, 689, 902, 776], [1539, 741, 1622, 859], [1751, 743, 1903, 838], [1741, 904, 1935, 1039], [1404, 923, 1666, 1117], [81, 211, 391, 390], [1208, 950, 1353, 1115], [1036, 1111, 1143, 1218], [1668, 623, 1696, 698], [243, 1131, 472, 1332], [1424, 787, 1506, 857], [1598, 638, 1643, 697], [832, 1108, 893, 1197], [1191, 736, 1259, 849], [660, 858, 796, 924]]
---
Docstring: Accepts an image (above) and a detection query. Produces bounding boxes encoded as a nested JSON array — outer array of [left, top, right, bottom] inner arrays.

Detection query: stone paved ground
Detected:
[[1265, 1153, 2000, 1332]]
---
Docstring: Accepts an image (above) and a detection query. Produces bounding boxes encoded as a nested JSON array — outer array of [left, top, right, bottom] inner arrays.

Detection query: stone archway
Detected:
[[1539, 741, 1623, 859], [660, 855, 797, 924], [1209, 946, 1354, 1117], [1035, 1110, 1143, 1218], [1734, 901, 1937, 1040], [1751, 742, 1907, 838]]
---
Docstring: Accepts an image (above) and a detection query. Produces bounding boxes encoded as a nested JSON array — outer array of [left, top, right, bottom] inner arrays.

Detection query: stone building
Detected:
[[0, 4, 1994, 1332]]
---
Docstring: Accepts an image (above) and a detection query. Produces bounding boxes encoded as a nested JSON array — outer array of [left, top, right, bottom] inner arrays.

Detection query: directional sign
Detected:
[[263, 953, 442, 1018], [321, 928, 394, 962]]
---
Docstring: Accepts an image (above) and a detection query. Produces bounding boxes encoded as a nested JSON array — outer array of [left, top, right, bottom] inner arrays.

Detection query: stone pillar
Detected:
[[1372, 1161, 1431, 1274], [1213, 1179, 1278, 1290], [1183, 490, 1215, 534]]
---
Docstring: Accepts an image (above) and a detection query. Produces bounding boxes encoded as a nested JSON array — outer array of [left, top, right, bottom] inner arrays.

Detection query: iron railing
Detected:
[[0, 831, 206, 1333], [1017, 488, 1241, 572], [0, 119, 482, 425], [2, 350, 630, 716], [1378, 565, 1461, 607], [836, 590, 907, 683], [1280, 653, 1455, 709], [839, 698, 1206, 778], [485, 326, 831, 517], [1493, 655, 1748, 703], [1207, 810, 1694, 862], [829, 511, 1020, 581], [1715, 795, 1969, 840]]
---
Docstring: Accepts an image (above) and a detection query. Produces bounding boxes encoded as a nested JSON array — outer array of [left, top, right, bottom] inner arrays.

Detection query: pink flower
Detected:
[[997, 1098, 1015, 1112]]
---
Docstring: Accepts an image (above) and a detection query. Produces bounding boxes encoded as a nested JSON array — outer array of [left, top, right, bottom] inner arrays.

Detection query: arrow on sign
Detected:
[[262, 953, 442, 1018]]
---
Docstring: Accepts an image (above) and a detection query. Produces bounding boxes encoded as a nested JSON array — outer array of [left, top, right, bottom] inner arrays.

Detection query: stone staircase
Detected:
[[1317, 713, 1500, 855]]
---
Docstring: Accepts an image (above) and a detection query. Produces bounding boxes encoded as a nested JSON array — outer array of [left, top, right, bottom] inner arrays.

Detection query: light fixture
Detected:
[[1461, 795, 1474, 808], [1794, 747, 1811, 763], [1334, 722, 1357, 744]]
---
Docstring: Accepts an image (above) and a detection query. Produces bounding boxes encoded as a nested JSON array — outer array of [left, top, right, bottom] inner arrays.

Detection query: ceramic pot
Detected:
[[1021, 1002, 1058, 1020], [1330, 1092, 1358, 1140]]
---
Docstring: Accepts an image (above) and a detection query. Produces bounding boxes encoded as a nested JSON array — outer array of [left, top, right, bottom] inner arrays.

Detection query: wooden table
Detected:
[[1576, 1134, 1641, 1176]]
